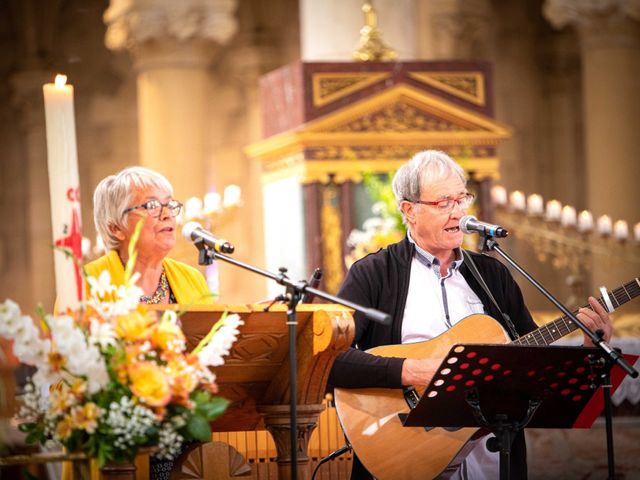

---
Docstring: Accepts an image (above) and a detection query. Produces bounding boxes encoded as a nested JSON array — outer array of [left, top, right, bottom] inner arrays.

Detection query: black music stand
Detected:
[[399, 344, 620, 480]]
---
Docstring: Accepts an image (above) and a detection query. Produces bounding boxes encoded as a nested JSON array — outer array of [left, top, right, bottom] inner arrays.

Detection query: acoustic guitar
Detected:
[[333, 278, 639, 480]]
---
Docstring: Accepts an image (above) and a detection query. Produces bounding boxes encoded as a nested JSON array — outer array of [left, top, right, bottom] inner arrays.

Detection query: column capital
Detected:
[[422, 0, 493, 59], [104, 0, 238, 67], [544, 0, 640, 49]]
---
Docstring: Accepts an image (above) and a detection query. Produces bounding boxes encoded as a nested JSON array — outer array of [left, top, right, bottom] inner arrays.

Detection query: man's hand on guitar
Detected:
[[401, 357, 441, 386], [577, 296, 613, 347]]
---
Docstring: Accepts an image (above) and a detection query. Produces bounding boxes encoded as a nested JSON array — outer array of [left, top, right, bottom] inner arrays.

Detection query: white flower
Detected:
[[197, 314, 243, 367], [89, 318, 117, 349], [0, 299, 21, 336], [362, 217, 384, 232], [86, 270, 117, 299], [371, 201, 387, 216]]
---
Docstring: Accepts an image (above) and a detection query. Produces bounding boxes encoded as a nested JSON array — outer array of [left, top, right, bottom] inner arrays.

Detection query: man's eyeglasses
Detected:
[[122, 199, 183, 218], [410, 193, 475, 212]]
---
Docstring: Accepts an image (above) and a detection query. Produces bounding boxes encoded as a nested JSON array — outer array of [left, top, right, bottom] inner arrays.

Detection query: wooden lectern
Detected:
[[151, 304, 354, 480]]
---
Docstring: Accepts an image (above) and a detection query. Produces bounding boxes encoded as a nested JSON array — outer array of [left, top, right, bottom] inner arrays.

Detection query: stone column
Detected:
[[544, 0, 640, 225], [10, 71, 56, 313], [415, 0, 493, 60], [103, 0, 238, 201], [545, 0, 640, 295]]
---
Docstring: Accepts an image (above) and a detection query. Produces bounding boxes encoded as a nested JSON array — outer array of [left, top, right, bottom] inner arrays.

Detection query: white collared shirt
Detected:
[[402, 233, 499, 480], [401, 234, 485, 344]]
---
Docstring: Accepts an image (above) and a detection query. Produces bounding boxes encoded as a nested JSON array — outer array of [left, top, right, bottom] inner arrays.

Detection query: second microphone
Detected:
[[182, 221, 235, 254]]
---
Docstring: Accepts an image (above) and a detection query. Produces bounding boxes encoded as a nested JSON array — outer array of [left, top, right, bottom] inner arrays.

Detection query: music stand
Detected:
[[399, 344, 634, 480]]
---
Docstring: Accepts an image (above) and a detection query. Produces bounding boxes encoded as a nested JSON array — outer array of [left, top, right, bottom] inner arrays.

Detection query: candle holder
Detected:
[[491, 186, 640, 308], [175, 185, 243, 298]]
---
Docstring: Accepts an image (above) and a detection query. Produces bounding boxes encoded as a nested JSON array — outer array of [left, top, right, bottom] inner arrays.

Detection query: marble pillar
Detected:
[[545, 0, 640, 294], [544, 0, 640, 225], [103, 0, 238, 201], [9, 71, 56, 312], [415, 0, 493, 60]]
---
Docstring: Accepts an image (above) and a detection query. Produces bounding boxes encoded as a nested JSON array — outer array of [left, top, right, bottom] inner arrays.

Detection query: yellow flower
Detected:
[[55, 415, 74, 441], [164, 356, 198, 405], [151, 320, 185, 352], [69, 378, 87, 400], [115, 309, 155, 342], [48, 351, 66, 373], [71, 403, 102, 434], [129, 361, 172, 407], [48, 385, 75, 415]]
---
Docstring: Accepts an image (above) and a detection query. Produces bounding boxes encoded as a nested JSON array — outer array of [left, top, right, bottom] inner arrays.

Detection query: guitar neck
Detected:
[[512, 277, 640, 346]]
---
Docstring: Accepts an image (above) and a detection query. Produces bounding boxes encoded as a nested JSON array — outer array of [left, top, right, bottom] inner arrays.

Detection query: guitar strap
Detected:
[[461, 249, 520, 339]]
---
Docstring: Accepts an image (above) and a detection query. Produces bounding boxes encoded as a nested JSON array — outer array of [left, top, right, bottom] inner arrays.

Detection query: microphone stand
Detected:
[[192, 239, 390, 480], [478, 234, 638, 479]]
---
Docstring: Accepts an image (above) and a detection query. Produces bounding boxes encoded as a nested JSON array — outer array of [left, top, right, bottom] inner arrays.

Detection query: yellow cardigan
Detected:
[[83, 250, 214, 305]]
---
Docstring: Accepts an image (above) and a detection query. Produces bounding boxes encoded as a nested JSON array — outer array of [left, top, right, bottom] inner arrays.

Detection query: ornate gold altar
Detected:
[[246, 61, 510, 294]]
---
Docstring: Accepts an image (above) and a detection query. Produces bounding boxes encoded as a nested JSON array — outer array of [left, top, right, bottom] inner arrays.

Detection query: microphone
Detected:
[[459, 215, 509, 238], [182, 221, 235, 254], [301, 268, 323, 303]]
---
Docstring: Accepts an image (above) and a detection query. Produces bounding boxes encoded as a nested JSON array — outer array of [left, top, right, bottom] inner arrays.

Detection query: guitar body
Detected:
[[334, 278, 639, 479], [333, 314, 512, 480]]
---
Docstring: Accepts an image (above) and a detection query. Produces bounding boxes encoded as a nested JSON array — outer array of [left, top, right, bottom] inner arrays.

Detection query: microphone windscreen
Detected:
[[459, 215, 476, 234], [181, 221, 203, 241]]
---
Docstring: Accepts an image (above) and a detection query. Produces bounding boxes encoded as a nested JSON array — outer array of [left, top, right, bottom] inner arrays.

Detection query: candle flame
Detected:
[[54, 74, 68, 88]]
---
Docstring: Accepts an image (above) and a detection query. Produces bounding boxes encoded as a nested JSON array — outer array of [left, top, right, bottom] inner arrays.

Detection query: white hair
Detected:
[[93, 166, 173, 250], [392, 150, 466, 224]]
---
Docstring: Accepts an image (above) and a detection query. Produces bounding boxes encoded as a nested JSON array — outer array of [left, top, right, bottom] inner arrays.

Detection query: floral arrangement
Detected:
[[0, 237, 242, 466], [345, 172, 406, 267]]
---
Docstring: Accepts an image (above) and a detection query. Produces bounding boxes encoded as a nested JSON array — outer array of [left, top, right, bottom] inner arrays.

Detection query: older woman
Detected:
[[85, 166, 212, 305], [79, 166, 213, 480]]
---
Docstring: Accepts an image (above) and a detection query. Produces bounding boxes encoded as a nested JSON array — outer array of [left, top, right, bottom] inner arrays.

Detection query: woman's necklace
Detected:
[[139, 269, 170, 304]]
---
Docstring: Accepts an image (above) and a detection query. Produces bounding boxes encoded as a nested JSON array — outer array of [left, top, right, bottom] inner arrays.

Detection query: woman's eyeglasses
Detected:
[[122, 199, 183, 218]]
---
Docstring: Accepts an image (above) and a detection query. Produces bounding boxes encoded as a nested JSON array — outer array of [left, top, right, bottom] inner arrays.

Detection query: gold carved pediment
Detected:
[[409, 71, 486, 106], [245, 84, 509, 183], [305, 84, 509, 136], [312, 72, 391, 107]]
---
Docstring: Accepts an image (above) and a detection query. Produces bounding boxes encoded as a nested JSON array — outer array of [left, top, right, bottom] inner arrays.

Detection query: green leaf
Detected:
[[24, 430, 41, 445], [186, 414, 212, 441], [196, 397, 229, 421], [123, 219, 144, 283]]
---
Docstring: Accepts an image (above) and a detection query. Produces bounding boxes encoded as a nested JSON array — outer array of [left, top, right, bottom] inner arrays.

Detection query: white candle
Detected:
[[491, 185, 507, 206], [43, 74, 83, 310], [613, 220, 629, 241], [561, 205, 577, 227], [203, 192, 221, 213], [577, 210, 593, 232], [545, 200, 562, 221], [634, 222, 640, 242], [526, 194, 544, 215], [185, 196, 203, 219], [597, 215, 613, 235], [223, 184, 242, 208], [509, 190, 526, 211]]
